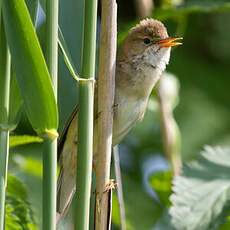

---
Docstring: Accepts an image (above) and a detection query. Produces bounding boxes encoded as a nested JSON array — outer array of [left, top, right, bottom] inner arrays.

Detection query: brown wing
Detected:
[[58, 105, 79, 161], [57, 106, 79, 215], [57, 83, 98, 218]]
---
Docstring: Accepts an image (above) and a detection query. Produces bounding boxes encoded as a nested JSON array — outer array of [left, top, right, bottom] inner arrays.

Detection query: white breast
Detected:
[[112, 89, 148, 145]]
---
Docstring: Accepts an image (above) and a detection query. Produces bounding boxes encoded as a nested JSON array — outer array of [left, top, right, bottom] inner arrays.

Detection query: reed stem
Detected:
[[42, 0, 59, 229], [75, 0, 97, 229], [0, 28, 11, 230], [95, 0, 117, 229]]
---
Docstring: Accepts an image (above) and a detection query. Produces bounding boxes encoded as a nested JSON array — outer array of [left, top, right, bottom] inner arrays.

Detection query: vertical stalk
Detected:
[[95, 0, 117, 230], [113, 146, 126, 230], [157, 77, 182, 176], [0, 24, 11, 230], [43, 0, 58, 229], [43, 139, 57, 229], [0, 0, 2, 26], [75, 0, 97, 229], [0, 131, 9, 230]]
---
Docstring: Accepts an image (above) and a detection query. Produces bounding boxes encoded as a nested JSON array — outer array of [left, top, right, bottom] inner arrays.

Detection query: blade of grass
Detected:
[[75, 0, 97, 229], [43, 0, 59, 229], [0, 23, 11, 230], [8, 72, 23, 130], [2, 0, 58, 137], [58, 28, 81, 81]]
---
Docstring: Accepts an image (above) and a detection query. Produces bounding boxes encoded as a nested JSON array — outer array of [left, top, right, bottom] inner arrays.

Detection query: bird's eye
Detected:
[[143, 38, 151, 45]]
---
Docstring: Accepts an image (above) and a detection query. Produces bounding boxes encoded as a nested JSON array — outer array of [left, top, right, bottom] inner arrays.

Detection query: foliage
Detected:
[[170, 146, 230, 230], [1, 0, 230, 229], [9, 135, 43, 148], [154, 1, 230, 20], [150, 171, 172, 207], [5, 175, 38, 230], [2, 0, 58, 137]]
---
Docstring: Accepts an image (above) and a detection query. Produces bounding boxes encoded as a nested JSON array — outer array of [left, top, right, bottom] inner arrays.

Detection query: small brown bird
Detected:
[[57, 18, 182, 223]]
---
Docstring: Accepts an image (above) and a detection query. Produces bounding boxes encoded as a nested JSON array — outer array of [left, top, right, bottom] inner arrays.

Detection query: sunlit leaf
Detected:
[[10, 135, 43, 148], [2, 0, 58, 137], [170, 146, 230, 230], [6, 175, 38, 230], [149, 171, 172, 207]]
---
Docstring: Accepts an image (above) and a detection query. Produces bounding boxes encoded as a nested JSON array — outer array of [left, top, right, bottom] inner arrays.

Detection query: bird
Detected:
[[56, 18, 182, 223]]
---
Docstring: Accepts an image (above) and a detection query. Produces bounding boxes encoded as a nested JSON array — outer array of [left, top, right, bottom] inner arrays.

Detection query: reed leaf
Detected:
[[2, 0, 58, 138]]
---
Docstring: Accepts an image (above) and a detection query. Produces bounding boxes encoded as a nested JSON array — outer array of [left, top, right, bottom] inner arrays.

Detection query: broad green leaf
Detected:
[[10, 135, 43, 148], [2, 0, 58, 138], [8, 73, 23, 130], [37, 0, 83, 131], [0, 23, 23, 130], [170, 146, 230, 230], [0, 19, 9, 126]]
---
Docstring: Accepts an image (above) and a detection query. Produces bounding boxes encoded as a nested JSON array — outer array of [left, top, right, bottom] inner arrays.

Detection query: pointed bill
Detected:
[[157, 37, 183, 48]]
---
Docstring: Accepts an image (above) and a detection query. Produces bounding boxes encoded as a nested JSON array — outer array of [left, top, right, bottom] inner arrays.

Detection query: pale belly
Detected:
[[112, 96, 148, 145]]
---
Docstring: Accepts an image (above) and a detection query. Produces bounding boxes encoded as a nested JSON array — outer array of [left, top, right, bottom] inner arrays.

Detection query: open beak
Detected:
[[157, 37, 183, 48]]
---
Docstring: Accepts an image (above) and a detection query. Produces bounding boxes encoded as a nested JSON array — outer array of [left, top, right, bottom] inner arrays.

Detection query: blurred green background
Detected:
[[8, 0, 230, 229]]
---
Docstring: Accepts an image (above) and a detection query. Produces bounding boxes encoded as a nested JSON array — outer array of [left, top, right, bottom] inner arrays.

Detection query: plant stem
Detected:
[[0, 0, 2, 26], [43, 139, 57, 230], [0, 34, 11, 230], [46, 0, 59, 98], [43, 0, 59, 229], [94, 0, 117, 229], [75, 0, 97, 229], [75, 81, 94, 230], [0, 131, 9, 230], [157, 78, 182, 176], [113, 146, 126, 230]]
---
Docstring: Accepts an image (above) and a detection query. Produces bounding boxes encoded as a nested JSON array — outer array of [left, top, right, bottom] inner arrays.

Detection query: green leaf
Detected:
[[58, 27, 80, 81], [10, 135, 43, 148], [2, 0, 58, 137], [37, 0, 83, 131], [6, 175, 39, 230], [0, 22, 22, 131], [149, 171, 172, 207], [170, 146, 230, 230], [8, 73, 23, 130], [56, 0, 84, 131], [154, 1, 230, 21]]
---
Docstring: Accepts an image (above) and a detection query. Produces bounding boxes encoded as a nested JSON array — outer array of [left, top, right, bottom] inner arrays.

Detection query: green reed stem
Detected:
[[0, 131, 9, 230], [0, 26, 11, 230], [43, 0, 59, 229], [75, 0, 97, 229]]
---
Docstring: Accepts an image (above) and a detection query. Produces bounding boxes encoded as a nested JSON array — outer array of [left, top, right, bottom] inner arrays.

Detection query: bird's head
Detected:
[[120, 18, 182, 71]]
